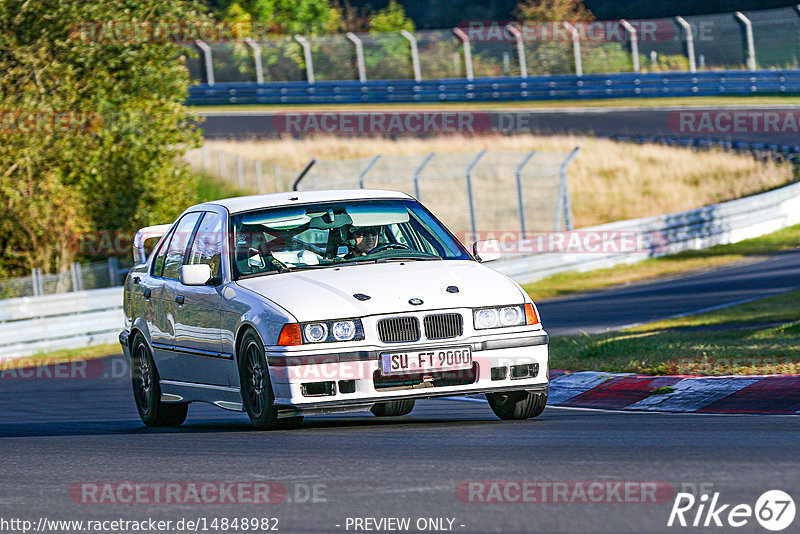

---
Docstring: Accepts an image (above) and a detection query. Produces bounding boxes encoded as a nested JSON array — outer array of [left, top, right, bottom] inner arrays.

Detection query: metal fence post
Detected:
[[108, 257, 119, 286], [194, 40, 215, 85], [236, 155, 245, 188], [358, 155, 381, 188], [562, 22, 583, 76], [255, 160, 263, 193], [505, 24, 527, 78], [465, 150, 487, 236], [412, 153, 435, 200], [514, 151, 537, 234], [201, 144, 209, 171], [294, 35, 315, 84], [400, 30, 422, 81], [675, 17, 697, 73], [31, 268, 40, 297], [346, 32, 367, 83], [734, 12, 757, 70], [620, 19, 640, 73], [453, 28, 474, 80], [244, 37, 265, 83], [555, 148, 580, 231], [218, 151, 225, 180], [70, 262, 81, 292]]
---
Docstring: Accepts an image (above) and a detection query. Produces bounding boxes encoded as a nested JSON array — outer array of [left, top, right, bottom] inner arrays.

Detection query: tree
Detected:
[[0, 0, 205, 277], [370, 0, 414, 32], [216, 0, 338, 34], [515, 0, 594, 22]]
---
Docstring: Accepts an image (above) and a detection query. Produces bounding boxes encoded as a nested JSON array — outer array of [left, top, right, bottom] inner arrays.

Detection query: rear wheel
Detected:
[[486, 389, 547, 420], [371, 399, 415, 417], [131, 333, 188, 427], [239, 329, 285, 430]]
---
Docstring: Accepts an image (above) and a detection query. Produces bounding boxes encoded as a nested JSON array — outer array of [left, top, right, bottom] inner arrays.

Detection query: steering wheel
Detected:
[[371, 243, 411, 254]]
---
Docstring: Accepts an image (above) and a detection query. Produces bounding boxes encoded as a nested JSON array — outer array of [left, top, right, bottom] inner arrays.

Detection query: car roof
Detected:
[[198, 189, 414, 214]]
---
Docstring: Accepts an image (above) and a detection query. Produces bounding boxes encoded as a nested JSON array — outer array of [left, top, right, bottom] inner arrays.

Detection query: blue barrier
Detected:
[[188, 70, 800, 106]]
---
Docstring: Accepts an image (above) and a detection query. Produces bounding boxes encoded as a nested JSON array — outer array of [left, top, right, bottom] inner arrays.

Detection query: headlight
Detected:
[[474, 308, 500, 329], [300, 318, 364, 343], [499, 306, 522, 326], [332, 320, 356, 341], [473, 305, 526, 330], [304, 323, 328, 343]]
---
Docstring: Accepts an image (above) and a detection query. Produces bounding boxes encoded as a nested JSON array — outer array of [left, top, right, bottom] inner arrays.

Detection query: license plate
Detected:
[[380, 347, 472, 375]]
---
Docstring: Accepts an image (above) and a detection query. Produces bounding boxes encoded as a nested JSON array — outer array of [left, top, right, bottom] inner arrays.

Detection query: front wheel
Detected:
[[239, 329, 279, 430], [486, 389, 547, 420], [371, 399, 415, 417], [131, 333, 188, 427]]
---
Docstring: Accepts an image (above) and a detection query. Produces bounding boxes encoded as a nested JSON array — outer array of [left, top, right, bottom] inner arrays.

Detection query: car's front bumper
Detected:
[[266, 329, 549, 415]]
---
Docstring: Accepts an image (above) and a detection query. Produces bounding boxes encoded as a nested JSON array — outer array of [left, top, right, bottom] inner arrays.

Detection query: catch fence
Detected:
[[292, 149, 580, 237], [185, 7, 800, 86]]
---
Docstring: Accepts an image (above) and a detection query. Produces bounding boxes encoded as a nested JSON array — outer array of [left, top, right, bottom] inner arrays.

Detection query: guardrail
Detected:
[[493, 179, 800, 284], [3, 175, 800, 358], [187, 70, 800, 106], [0, 287, 124, 359]]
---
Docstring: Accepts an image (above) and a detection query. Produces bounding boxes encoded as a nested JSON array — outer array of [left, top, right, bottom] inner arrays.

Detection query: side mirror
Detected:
[[180, 264, 213, 286], [472, 240, 502, 262]]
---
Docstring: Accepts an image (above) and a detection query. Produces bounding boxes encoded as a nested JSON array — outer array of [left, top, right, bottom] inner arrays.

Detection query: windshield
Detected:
[[230, 199, 470, 279]]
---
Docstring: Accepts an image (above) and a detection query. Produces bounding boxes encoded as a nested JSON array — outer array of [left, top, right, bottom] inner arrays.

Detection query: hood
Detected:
[[235, 260, 526, 322]]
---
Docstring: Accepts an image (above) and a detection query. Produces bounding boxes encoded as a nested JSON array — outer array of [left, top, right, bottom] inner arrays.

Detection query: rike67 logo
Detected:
[[668, 490, 795, 531]]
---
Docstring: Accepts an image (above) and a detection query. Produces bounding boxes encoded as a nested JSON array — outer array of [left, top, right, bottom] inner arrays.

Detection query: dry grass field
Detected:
[[197, 135, 795, 228]]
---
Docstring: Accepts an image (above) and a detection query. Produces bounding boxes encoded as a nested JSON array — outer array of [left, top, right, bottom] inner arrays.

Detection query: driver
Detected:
[[347, 226, 380, 257]]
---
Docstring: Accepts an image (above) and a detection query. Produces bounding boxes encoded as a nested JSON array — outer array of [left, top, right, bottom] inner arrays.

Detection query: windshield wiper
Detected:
[[375, 255, 441, 263]]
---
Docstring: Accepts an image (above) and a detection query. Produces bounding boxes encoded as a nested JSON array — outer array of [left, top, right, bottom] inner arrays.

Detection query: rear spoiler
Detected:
[[132, 224, 172, 264]]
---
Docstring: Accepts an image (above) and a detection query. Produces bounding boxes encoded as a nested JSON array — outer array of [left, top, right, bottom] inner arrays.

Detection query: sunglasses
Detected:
[[352, 227, 379, 236]]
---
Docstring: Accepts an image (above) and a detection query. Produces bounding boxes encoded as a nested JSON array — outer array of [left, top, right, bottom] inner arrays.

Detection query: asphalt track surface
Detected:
[[199, 105, 800, 145], [3, 254, 800, 533], [538, 250, 800, 336], [2, 368, 800, 534]]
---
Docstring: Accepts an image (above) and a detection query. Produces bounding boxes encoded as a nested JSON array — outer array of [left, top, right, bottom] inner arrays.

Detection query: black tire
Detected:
[[486, 389, 548, 420], [371, 399, 415, 417], [238, 329, 279, 430], [130, 333, 188, 427]]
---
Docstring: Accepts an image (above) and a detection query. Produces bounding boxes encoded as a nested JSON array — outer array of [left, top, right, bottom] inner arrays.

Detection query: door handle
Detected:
[[132, 276, 140, 285], [175, 295, 185, 305], [143, 289, 151, 300]]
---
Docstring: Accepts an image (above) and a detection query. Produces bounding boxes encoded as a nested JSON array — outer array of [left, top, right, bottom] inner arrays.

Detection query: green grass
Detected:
[[192, 95, 800, 112], [525, 223, 800, 301], [550, 290, 800, 376]]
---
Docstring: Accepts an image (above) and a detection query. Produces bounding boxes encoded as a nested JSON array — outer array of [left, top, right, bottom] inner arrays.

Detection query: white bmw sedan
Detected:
[[120, 190, 549, 429]]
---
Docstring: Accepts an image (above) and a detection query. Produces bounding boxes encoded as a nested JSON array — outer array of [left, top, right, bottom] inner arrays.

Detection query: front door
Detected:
[[170, 211, 231, 386]]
